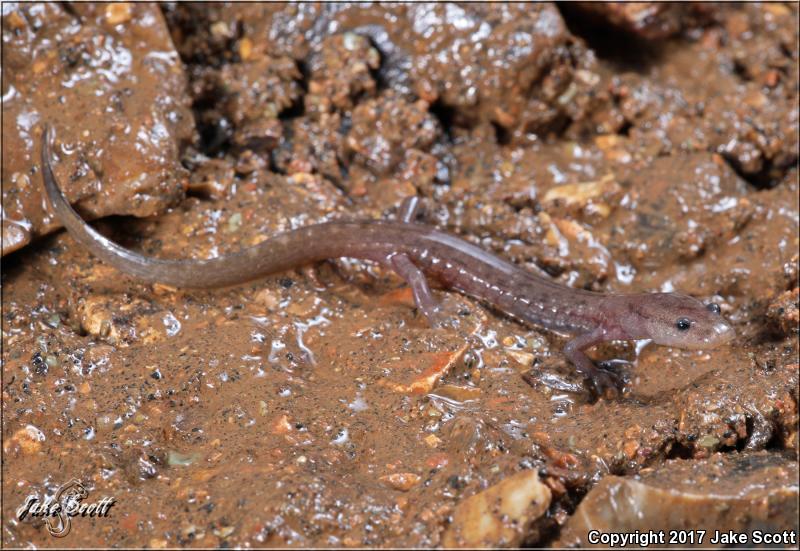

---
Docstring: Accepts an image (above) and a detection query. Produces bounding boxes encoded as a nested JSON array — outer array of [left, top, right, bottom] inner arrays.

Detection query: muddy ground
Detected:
[[2, 2, 798, 548]]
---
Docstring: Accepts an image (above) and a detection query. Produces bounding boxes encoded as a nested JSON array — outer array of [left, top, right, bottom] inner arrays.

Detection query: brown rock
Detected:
[[1, 3, 193, 256], [767, 288, 800, 336], [442, 469, 552, 548], [555, 451, 799, 547]]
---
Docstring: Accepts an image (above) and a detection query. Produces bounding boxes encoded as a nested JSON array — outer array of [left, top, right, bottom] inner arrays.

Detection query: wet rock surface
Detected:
[[555, 451, 799, 547], [1, 2, 194, 255], [2, 3, 799, 548], [566, 3, 718, 40]]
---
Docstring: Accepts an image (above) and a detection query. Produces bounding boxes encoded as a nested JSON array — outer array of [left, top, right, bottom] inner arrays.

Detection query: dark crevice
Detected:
[[540, 114, 574, 141], [293, 58, 311, 96], [555, 2, 668, 72], [528, 461, 593, 547], [92, 216, 154, 254], [491, 122, 511, 146], [428, 99, 458, 143], [0, 244, 26, 283], [664, 440, 694, 460], [763, 431, 786, 452], [349, 23, 413, 95], [59, 1, 82, 22], [720, 152, 782, 189], [194, 112, 232, 157], [731, 59, 753, 82], [278, 96, 306, 122], [739, 411, 784, 452], [616, 120, 632, 137]]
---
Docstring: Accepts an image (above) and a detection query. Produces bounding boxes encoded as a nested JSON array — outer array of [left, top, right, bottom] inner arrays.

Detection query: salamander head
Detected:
[[628, 293, 735, 349]]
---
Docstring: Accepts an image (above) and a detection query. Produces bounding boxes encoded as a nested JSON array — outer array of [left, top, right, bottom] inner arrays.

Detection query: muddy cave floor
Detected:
[[2, 3, 799, 548]]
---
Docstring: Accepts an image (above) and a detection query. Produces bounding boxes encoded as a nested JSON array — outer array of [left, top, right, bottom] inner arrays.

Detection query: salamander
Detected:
[[40, 124, 735, 396]]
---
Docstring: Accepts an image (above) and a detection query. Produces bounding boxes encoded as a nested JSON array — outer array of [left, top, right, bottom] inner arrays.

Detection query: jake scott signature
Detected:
[[16, 479, 116, 538]]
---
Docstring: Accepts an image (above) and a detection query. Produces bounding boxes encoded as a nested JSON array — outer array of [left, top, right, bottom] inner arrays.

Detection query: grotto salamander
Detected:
[[40, 125, 735, 397]]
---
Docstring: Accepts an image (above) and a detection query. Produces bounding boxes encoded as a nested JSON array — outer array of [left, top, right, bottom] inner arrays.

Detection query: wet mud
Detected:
[[2, 2, 798, 548]]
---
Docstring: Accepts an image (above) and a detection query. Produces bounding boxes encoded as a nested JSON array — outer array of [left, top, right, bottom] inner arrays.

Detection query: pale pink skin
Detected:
[[41, 125, 734, 396]]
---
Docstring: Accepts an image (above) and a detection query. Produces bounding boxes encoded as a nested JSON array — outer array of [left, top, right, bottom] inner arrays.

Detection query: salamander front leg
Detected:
[[563, 329, 621, 398], [388, 253, 442, 326]]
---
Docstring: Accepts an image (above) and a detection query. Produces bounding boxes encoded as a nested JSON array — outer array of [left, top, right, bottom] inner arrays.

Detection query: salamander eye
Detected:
[[675, 318, 692, 331], [706, 303, 721, 314]]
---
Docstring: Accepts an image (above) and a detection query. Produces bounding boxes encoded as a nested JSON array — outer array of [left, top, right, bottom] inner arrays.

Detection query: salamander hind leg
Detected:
[[302, 265, 327, 292], [398, 196, 426, 224], [563, 330, 622, 399], [388, 253, 443, 326]]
